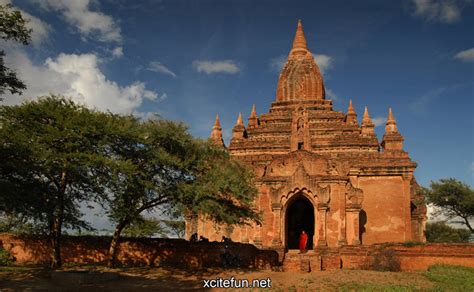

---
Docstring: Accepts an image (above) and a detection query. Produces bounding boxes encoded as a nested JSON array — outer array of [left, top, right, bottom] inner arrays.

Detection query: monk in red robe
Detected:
[[299, 230, 308, 253]]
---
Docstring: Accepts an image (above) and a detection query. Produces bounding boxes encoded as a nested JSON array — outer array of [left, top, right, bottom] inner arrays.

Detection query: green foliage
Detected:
[[176, 142, 261, 226], [0, 248, 14, 266], [425, 264, 474, 291], [0, 3, 32, 97], [423, 178, 474, 232], [0, 96, 121, 267], [401, 241, 425, 247], [0, 212, 44, 234], [122, 218, 167, 238], [161, 220, 185, 238], [425, 221, 470, 243], [102, 118, 260, 266]]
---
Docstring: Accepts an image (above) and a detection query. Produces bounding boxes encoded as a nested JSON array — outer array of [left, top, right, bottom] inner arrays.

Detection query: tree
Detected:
[[122, 218, 167, 238], [423, 178, 474, 233], [0, 3, 32, 99], [425, 222, 470, 243], [162, 220, 185, 238], [102, 120, 261, 267], [0, 96, 118, 268], [176, 142, 261, 228]]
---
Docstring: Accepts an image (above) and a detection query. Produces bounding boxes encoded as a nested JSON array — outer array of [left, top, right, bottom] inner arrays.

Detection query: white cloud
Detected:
[[325, 88, 338, 101], [193, 60, 240, 74], [412, 0, 462, 23], [111, 47, 123, 58], [147, 61, 177, 78], [33, 0, 122, 43], [269, 55, 286, 72], [0, 0, 51, 45], [2, 50, 158, 114], [313, 54, 333, 75], [269, 54, 333, 75], [372, 116, 386, 127], [454, 48, 474, 62]]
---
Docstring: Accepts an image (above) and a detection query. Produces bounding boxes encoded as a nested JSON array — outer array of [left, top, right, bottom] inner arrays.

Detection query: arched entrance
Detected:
[[285, 194, 315, 249]]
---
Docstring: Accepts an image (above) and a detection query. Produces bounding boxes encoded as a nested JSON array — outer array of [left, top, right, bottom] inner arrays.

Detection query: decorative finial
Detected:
[[385, 107, 398, 133], [210, 114, 224, 147], [361, 106, 375, 136], [362, 106, 372, 124], [213, 114, 221, 128], [236, 112, 243, 126], [250, 104, 257, 118], [348, 99, 356, 114]]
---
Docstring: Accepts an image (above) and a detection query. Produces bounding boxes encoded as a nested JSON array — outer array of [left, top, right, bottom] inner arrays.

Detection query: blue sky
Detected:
[[2, 0, 473, 189]]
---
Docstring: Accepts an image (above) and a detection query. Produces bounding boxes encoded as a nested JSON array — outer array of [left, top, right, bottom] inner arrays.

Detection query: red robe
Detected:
[[299, 232, 308, 251]]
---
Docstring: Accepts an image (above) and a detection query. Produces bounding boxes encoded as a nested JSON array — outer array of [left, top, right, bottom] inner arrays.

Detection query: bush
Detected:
[[0, 248, 14, 266], [402, 241, 425, 247], [371, 248, 401, 272], [426, 222, 471, 243]]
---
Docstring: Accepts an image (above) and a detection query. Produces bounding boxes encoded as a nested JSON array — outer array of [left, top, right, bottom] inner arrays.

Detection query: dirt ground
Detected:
[[0, 265, 436, 291]]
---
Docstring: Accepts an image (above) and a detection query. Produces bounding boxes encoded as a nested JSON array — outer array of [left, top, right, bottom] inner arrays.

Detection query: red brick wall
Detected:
[[0, 233, 278, 269], [2, 233, 472, 272]]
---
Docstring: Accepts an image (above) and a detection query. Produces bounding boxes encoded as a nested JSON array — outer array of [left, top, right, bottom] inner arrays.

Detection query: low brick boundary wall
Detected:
[[2, 233, 472, 271], [0, 233, 278, 269]]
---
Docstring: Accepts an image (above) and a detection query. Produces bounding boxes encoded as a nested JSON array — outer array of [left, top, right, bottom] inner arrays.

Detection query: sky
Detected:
[[1, 0, 473, 230]]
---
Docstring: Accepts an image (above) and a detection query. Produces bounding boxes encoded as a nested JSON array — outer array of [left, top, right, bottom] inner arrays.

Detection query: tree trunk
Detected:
[[463, 217, 473, 233], [50, 215, 63, 269], [50, 170, 67, 269], [107, 220, 128, 268]]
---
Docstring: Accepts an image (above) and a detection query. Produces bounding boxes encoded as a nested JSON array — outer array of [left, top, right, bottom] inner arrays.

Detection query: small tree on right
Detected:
[[423, 178, 473, 233]]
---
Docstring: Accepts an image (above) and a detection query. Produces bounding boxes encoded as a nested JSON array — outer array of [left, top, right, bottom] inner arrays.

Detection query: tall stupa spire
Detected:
[[248, 104, 259, 128], [210, 114, 225, 147], [361, 106, 375, 136], [290, 19, 308, 53], [346, 99, 358, 125], [276, 20, 325, 102]]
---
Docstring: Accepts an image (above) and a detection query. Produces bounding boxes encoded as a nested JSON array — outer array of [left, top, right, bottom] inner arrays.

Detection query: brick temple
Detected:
[[186, 20, 426, 250]]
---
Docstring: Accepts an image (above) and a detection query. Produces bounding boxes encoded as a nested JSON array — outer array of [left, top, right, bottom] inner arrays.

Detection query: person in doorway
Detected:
[[299, 230, 308, 253]]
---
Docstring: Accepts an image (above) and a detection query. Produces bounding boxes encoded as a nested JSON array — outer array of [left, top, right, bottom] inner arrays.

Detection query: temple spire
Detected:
[[210, 114, 224, 147], [385, 108, 399, 133], [248, 104, 259, 129], [292, 19, 308, 50], [346, 99, 358, 125], [231, 112, 246, 141], [276, 20, 325, 101], [250, 104, 257, 118], [289, 19, 311, 60], [214, 114, 221, 128], [236, 112, 244, 126], [382, 107, 404, 151], [361, 106, 375, 136]]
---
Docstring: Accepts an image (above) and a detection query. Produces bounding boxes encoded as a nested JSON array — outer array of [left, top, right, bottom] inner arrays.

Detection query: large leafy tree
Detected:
[[425, 221, 470, 243], [0, 3, 32, 99], [0, 96, 118, 268], [423, 178, 474, 233], [102, 120, 261, 267]]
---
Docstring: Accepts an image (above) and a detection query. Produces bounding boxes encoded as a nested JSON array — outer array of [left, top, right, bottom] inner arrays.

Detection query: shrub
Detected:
[[426, 222, 471, 243], [371, 248, 401, 272], [0, 248, 14, 266], [402, 241, 425, 247]]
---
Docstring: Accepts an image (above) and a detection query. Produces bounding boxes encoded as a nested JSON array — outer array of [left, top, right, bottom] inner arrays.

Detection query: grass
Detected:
[[338, 283, 421, 291], [335, 264, 474, 291], [425, 264, 474, 291]]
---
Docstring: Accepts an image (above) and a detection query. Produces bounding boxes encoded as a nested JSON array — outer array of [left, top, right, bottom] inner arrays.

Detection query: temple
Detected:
[[186, 20, 426, 250]]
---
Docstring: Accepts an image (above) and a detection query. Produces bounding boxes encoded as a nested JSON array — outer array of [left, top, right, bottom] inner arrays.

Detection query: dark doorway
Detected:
[[359, 209, 367, 244], [286, 195, 315, 249]]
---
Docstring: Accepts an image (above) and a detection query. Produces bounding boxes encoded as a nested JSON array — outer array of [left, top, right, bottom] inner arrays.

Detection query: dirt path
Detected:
[[0, 266, 434, 291]]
